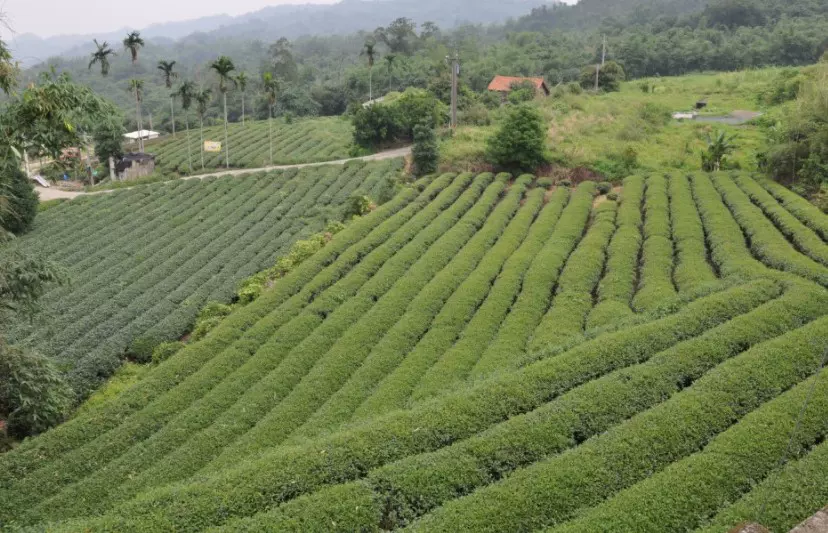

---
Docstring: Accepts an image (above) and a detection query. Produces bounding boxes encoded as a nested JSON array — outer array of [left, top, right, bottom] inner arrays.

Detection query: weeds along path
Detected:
[[2, 171, 828, 533]]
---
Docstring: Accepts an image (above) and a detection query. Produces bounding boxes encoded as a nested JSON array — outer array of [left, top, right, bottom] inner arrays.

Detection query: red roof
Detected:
[[488, 76, 548, 92]]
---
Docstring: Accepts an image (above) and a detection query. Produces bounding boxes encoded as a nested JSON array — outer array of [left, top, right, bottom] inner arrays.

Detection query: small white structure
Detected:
[[123, 130, 160, 142], [672, 112, 698, 120], [362, 96, 386, 108]]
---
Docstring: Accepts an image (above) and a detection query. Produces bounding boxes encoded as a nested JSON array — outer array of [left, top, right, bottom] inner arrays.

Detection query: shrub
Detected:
[[637, 102, 671, 127], [536, 177, 554, 188], [0, 340, 72, 439], [345, 194, 375, 219], [597, 181, 613, 195], [412, 123, 439, 177], [567, 82, 583, 95], [191, 303, 233, 341], [485, 104, 548, 172], [559, 179, 572, 187], [151, 342, 185, 365], [606, 192, 619, 201], [507, 81, 538, 105], [592, 147, 639, 180], [460, 103, 491, 126], [580, 60, 625, 92]]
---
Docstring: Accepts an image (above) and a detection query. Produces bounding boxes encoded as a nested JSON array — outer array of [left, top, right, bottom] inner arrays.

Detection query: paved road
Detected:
[[34, 146, 412, 201]]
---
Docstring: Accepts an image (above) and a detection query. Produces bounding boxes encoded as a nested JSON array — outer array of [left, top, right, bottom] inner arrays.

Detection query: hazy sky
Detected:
[[4, 0, 337, 37]]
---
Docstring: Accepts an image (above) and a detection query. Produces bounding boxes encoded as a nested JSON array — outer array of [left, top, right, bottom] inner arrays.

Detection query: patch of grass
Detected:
[[72, 363, 151, 418]]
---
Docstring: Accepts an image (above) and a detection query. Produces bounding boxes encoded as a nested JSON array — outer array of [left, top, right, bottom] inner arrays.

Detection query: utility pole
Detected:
[[449, 52, 459, 130], [594, 35, 606, 92]]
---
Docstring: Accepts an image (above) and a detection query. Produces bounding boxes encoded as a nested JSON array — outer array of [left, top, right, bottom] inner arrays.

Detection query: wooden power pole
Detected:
[[450, 52, 459, 130], [594, 35, 607, 91]]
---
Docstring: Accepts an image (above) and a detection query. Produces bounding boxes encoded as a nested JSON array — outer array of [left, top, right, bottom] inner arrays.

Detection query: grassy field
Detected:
[[442, 69, 785, 176], [5, 159, 402, 397], [142, 116, 356, 176], [1, 168, 826, 532]]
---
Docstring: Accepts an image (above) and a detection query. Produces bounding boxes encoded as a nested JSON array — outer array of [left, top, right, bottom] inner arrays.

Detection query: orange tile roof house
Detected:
[[488, 76, 551, 96]]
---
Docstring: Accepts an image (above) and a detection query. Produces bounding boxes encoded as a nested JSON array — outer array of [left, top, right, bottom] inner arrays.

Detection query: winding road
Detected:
[[35, 146, 412, 201]]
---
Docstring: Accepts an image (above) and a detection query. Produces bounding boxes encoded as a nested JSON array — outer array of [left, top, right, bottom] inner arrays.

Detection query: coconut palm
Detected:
[[128, 78, 145, 152], [88, 40, 116, 77], [385, 54, 396, 93], [210, 56, 236, 168], [361, 39, 378, 101], [236, 72, 248, 126], [262, 72, 279, 165], [195, 88, 213, 170], [177, 80, 196, 173], [158, 60, 178, 136], [123, 31, 145, 64]]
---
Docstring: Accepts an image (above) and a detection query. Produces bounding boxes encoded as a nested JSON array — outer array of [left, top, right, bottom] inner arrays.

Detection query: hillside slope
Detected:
[[4, 159, 402, 397], [1, 169, 827, 532]]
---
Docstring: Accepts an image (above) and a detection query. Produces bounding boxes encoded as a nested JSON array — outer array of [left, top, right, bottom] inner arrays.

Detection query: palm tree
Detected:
[[236, 72, 248, 126], [157, 60, 178, 137], [361, 39, 378, 102], [210, 56, 236, 168], [177, 81, 196, 173], [195, 88, 213, 170], [88, 40, 116, 76], [128, 79, 145, 152], [262, 72, 279, 166], [385, 54, 396, 93], [123, 31, 145, 64]]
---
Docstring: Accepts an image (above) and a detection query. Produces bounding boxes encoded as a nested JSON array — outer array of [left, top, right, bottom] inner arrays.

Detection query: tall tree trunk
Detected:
[[185, 114, 192, 173], [269, 105, 273, 166], [223, 92, 230, 168], [369, 66, 373, 101], [200, 115, 205, 170], [170, 96, 176, 138], [135, 92, 144, 152], [241, 93, 245, 126]]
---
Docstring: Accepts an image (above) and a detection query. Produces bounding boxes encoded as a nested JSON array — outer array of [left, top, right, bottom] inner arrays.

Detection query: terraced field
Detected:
[[5, 159, 402, 398], [2, 171, 827, 532], [144, 116, 355, 176]]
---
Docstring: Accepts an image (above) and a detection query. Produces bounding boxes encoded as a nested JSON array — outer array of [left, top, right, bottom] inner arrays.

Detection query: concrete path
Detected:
[[34, 146, 412, 200]]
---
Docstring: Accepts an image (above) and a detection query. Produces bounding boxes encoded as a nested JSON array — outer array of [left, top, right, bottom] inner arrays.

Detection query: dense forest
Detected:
[[21, 0, 828, 131]]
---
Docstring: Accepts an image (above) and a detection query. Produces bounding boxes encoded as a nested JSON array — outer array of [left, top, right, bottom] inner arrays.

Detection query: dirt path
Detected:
[[35, 146, 413, 201]]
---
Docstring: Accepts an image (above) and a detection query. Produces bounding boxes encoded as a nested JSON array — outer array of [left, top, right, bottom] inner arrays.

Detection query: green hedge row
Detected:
[[205, 174, 504, 470], [409, 187, 570, 402], [61, 280, 775, 532], [323, 280, 815, 530], [734, 174, 828, 267], [410, 308, 828, 532], [530, 201, 618, 350], [550, 317, 828, 533], [669, 173, 718, 292], [470, 181, 597, 377], [2, 173, 471, 519], [0, 174, 434, 497], [304, 178, 543, 434], [689, 172, 773, 280], [695, 438, 828, 533], [587, 175, 644, 329], [633, 174, 678, 311], [755, 175, 828, 241], [711, 173, 828, 287]]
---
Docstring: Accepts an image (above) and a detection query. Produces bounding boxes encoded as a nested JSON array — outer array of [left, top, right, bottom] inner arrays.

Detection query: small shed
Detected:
[[116, 152, 155, 181], [123, 130, 160, 143], [488, 76, 551, 99]]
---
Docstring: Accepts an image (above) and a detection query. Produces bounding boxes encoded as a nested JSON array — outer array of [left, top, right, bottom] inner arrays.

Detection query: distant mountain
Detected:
[[11, 0, 550, 66]]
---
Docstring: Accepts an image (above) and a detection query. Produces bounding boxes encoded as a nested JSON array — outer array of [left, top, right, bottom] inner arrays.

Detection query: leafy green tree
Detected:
[[123, 31, 145, 64], [486, 104, 548, 171], [701, 130, 738, 171], [507, 80, 537, 104], [375, 17, 417, 54], [580, 60, 625, 92], [93, 118, 126, 178], [0, 165, 38, 234], [361, 39, 379, 101], [210, 56, 236, 168], [268, 38, 298, 83], [157, 60, 178, 136], [236, 72, 249, 126], [262, 72, 280, 165], [177, 80, 196, 172], [412, 122, 439, 176], [88, 39, 115, 77], [195, 87, 213, 170]]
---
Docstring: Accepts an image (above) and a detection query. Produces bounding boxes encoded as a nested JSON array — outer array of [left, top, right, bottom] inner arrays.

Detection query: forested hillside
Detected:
[[22, 0, 828, 132]]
